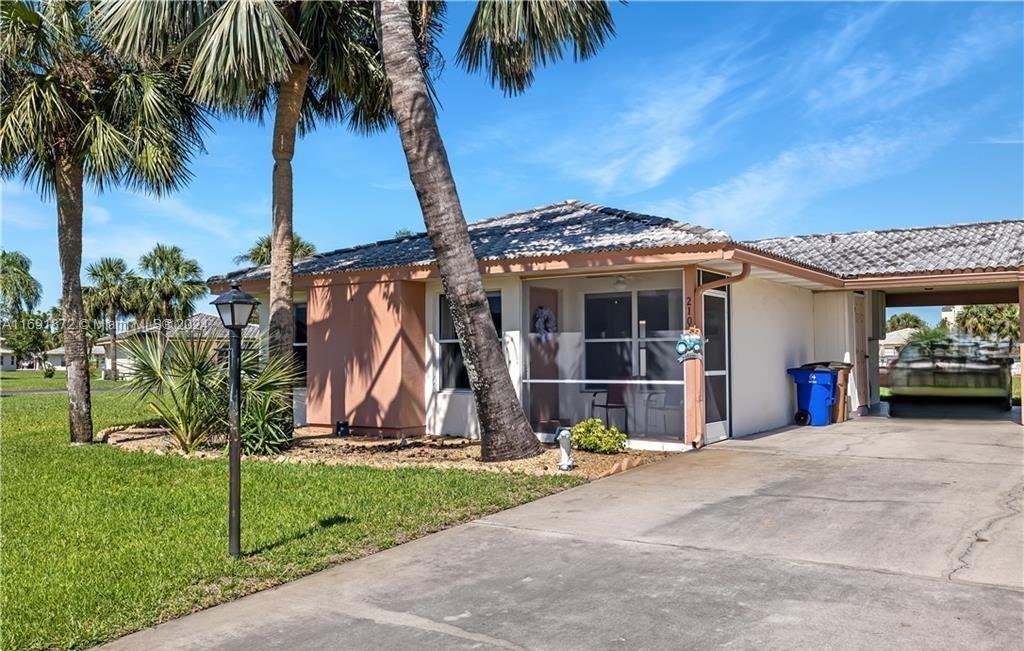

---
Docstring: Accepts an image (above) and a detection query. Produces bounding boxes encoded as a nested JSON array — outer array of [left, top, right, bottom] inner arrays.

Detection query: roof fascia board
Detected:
[[730, 246, 844, 288], [843, 269, 1024, 290]]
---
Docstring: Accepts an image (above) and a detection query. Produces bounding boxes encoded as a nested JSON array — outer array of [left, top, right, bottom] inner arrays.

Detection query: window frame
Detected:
[[437, 290, 502, 393], [293, 302, 307, 387]]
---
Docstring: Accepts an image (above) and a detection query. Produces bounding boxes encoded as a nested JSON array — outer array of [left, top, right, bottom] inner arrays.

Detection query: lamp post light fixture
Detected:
[[211, 281, 259, 557]]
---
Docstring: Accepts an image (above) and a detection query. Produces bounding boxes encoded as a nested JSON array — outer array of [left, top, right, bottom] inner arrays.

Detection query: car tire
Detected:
[[1001, 395, 1013, 411], [887, 398, 897, 417]]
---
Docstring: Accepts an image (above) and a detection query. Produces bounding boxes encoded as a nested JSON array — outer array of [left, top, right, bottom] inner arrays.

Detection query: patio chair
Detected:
[[644, 384, 684, 436], [591, 383, 628, 433]]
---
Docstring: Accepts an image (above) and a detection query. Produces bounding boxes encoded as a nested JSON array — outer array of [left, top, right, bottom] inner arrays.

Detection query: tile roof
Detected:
[[741, 219, 1024, 278], [210, 200, 730, 284], [96, 313, 259, 343], [46, 345, 106, 355]]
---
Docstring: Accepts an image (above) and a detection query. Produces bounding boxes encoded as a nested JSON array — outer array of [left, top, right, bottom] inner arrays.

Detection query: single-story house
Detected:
[[879, 327, 919, 363], [209, 201, 1024, 449], [96, 313, 259, 379], [0, 338, 16, 371], [45, 345, 106, 370]]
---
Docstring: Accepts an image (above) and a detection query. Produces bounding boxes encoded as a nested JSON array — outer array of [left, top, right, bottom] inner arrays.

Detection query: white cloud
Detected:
[[806, 8, 1021, 114], [548, 72, 734, 195], [85, 205, 111, 225], [662, 120, 959, 236], [134, 195, 235, 239]]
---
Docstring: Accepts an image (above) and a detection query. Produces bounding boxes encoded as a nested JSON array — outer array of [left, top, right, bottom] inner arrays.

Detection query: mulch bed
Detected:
[[104, 425, 671, 480]]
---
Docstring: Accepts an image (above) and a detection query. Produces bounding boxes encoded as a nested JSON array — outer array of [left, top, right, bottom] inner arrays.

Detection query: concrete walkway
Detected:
[[104, 413, 1023, 650]]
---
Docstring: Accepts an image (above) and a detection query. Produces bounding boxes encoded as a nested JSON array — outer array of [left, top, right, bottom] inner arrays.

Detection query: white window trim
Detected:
[[437, 291, 501, 394]]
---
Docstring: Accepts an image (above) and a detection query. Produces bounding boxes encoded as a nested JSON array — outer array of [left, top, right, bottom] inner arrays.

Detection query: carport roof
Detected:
[[741, 219, 1024, 278]]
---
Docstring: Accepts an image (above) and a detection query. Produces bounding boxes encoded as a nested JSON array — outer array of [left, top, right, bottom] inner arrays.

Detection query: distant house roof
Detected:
[[741, 219, 1024, 278], [207, 201, 1023, 286], [881, 327, 919, 347], [96, 313, 259, 344], [210, 200, 730, 284], [47, 345, 105, 356]]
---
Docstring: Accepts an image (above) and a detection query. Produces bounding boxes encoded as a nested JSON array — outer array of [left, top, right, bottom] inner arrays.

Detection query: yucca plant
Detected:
[[122, 334, 225, 452], [123, 333, 301, 453]]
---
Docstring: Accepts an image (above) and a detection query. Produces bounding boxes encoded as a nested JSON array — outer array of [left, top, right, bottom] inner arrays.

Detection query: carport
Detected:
[[742, 219, 1023, 426]]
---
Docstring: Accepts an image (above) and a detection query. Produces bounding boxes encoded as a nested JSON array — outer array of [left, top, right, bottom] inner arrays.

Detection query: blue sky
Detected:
[[2, 2, 1022, 325]]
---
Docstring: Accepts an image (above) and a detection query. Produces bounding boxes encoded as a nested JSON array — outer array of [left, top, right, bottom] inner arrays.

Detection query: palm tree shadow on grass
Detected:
[[247, 514, 354, 556]]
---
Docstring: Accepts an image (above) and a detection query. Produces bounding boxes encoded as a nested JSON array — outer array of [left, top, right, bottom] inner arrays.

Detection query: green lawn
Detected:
[[0, 392, 582, 650], [0, 369, 121, 392]]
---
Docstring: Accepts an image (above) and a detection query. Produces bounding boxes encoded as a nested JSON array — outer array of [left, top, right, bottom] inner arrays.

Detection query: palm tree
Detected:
[[1, 1, 207, 443], [84, 257, 138, 380], [0, 250, 42, 318], [95, 0, 392, 362], [956, 304, 1020, 341], [234, 233, 317, 266], [374, 0, 615, 461], [887, 312, 926, 332], [137, 245, 206, 329]]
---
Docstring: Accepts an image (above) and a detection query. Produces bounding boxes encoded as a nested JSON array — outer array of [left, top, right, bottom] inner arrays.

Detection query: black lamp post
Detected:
[[212, 281, 259, 557]]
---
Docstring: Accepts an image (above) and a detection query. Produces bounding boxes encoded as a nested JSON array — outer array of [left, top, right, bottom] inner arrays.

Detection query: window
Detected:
[[583, 289, 686, 386], [439, 292, 501, 390], [293, 303, 307, 385], [584, 292, 632, 385], [637, 289, 684, 382]]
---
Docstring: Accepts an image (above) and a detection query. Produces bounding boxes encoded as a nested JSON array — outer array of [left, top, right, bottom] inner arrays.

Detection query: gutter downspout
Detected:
[[685, 263, 751, 448]]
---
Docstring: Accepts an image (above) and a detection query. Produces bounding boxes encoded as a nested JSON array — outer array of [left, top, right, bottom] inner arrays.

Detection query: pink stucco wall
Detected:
[[305, 280, 426, 433]]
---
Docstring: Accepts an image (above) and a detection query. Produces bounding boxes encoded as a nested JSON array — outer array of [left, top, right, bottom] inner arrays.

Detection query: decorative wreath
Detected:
[[533, 306, 558, 341]]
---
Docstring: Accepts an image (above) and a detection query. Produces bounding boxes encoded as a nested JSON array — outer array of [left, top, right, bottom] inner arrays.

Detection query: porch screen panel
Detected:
[[637, 289, 684, 382], [584, 292, 632, 386]]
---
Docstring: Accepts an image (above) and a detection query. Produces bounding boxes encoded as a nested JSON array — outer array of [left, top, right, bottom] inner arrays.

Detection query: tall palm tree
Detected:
[[84, 257, 138, 380], [956, 304, 1021, 342], [0, 250, 42, 318], [234, 233, 317, 266], [137, 244, 206, 329], [0, 1, 207, 443], [374, 0, 615, 461], [95, 0, 393, 362]]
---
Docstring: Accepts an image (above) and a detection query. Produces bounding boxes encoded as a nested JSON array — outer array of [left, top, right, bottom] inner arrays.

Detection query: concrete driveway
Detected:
[[105, 414, 1023, 650]]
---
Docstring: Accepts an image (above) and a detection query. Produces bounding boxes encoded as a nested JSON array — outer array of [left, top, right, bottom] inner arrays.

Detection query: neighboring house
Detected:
[[45, 345, 106, 370], [880, 327, 919, 364], [209, 201, 1024, 448], [0, 339, 16, 371], [96, 313, 259, 380], [941, 304, 964, 331]]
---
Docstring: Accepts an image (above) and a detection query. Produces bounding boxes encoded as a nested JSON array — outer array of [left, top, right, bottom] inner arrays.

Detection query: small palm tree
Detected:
[[0, 250, 42, 318], [0, 1, 207, 443], [137, 244, 206, 329], [84, 257, 138, 380], [234, 233, 317, 266], [887, 312, 926, 332], [374, 0, 615, 461], [95, 0, 393, 362]]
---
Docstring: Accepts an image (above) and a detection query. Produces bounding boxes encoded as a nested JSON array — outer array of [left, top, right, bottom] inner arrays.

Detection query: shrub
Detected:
[[571, 418, 627, 454], [123, 334, 299, 454], [241, 389, 292, 455], [41, 364, 54, 378]]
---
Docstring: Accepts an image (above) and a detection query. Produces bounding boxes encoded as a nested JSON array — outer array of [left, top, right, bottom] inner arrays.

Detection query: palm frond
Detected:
[[457, 0, 615, 95]]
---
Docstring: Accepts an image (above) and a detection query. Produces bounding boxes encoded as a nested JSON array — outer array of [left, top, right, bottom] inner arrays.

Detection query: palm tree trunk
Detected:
[[55, 156, 93, 444], [108, 305, 118, 381], [374, 0, 541, 462], [268, 60, 311, 362]]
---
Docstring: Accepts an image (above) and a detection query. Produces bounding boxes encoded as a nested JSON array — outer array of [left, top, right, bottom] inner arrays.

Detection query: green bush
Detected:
[[42, 364, 55, 378], [571, 417, 627, 454], [241, 392, 292, 455], [123, 334, 299, 454]]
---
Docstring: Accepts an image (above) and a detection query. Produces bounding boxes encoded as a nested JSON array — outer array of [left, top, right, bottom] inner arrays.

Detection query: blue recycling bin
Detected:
[[787, 367, 837, 426]]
